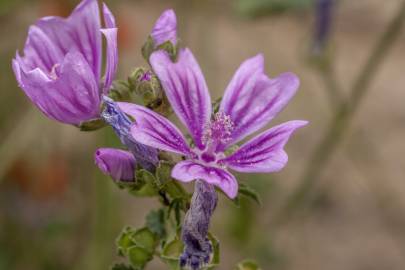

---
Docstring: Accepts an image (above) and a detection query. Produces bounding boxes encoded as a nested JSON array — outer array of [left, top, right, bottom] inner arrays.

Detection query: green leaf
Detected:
[[235, 259, 262, 270], [111, 263, 134, 270], [238, 183, 262, 205], [146, 209, 166, 238], [131, 227, 158, 253], [127, 246, 153, 269]]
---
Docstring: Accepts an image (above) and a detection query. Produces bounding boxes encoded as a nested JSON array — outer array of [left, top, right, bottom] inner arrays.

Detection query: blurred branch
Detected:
[[312, 57, 344, 109], [275, 0, 405, 224]]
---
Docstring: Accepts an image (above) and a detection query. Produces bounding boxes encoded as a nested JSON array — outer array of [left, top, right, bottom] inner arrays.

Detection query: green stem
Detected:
[[276, 0, 405, 225]]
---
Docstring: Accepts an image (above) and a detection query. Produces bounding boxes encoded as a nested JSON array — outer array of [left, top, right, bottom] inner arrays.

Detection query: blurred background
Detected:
[[1, 0, 405, 269]]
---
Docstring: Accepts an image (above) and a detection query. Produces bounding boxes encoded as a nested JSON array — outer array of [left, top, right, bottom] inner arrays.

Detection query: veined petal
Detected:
[[17, 25, 65, 73], [172, 161, 238, 199], [150, 49, 211, 149], [151, 9, 177, 46], [220, 120, 308, 173], [101, 28, 118, 93], [219, 54, 300, 150], [94, 148, 136, 182], [34, 0, 102, 78], [102, 3, 116, 28], [118, 102, 192, 156], [100, 3, 118, 93], [13, 51, 100, 125]]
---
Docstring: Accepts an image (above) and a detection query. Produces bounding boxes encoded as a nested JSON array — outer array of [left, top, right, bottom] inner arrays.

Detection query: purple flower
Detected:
[[12, 0, 118, 125], [118, 48, 307, 199], [151, 9, 177, 46], [95, 148, 136, 182]]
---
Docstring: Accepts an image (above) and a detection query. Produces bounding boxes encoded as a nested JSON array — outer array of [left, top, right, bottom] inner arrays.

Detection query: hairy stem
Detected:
[[276, 0, 405, 224], [180, 180, 217, 269]]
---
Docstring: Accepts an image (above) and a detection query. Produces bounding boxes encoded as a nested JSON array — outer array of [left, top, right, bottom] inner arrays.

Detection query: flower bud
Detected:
[[94, 148, 136, 182], [128, 68, 171, 116]]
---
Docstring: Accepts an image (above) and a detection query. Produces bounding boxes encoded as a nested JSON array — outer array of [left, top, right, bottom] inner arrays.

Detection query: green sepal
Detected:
[[132, 227, 158, 253], [155, 161, 190, 201], [155, 161, 172, 187], [108, 80, 133, 102], [116, 227, 137, 256], [128, 169, 158, 197], [156, 40, 178, 62], [235, 259, 262, 270], [127, 246, 153, 270], [146, 209, 167, 238], [110, 263, 135, 270], [115, 227, 158, 269], [78, 118, 106, 131], [141, 36, 155, 62]]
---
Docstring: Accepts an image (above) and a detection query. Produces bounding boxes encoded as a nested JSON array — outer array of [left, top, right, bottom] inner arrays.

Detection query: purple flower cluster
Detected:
[[13, 2, 307, 269]]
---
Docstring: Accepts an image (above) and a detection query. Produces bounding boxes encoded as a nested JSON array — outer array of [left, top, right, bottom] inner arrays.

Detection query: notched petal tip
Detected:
[[151, 9, 177, 46]]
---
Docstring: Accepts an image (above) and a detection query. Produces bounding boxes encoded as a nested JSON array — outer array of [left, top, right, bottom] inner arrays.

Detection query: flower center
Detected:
[[50, 63, 61, 80], [203, 111, 234, 148]]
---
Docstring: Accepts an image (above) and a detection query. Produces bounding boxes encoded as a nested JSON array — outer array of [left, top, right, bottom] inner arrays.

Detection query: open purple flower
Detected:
[[118, 49, 307, 199], [12, 0, 118, 125], [95, 148, 136, 182]]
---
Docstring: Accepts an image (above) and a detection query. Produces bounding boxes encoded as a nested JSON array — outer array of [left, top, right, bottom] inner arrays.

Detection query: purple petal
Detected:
[[219, 120, 308, 173], [13, 51, 100, 125], [219, 54, 300, 150], [117, 102, 193, 156], [171, 161, 238, 198], [151, 9, 177, 46], [102, 3, 116, 28], [150, 49, 211, 149], [94, 148, 136, 182], [34, 0, 102, 78], [100, 3, 118, 93], [18, 25, 65, 73]]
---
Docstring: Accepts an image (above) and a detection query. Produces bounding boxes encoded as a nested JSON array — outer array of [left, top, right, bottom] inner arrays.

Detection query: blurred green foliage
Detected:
[[236, 0, 314, 17]]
